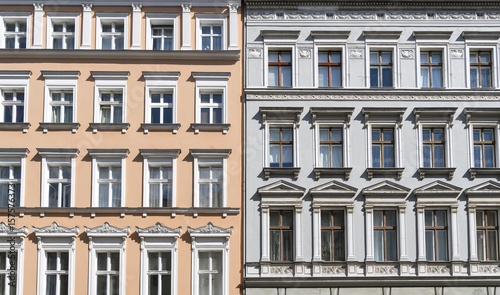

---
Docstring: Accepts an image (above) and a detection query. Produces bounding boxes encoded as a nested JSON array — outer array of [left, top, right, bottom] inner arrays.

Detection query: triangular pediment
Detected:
[[310, 180, 357, 197], [415, 181, 461, 198], [466, 181, 500, 198], [363, 181, 410, 197], [258, 180, 306, 197]]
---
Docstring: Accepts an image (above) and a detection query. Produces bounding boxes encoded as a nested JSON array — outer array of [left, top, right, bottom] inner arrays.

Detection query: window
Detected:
[[269, 127, 293, 168], [420, 52, 442, 87], [147, 252, 172, 295], [370, 51, 392, 87], [477, 210, 499, 261], [45, 252, 69, 295], [371, 128, 394, 168], [47, 165, 71, 208], [191, 150, 230, 208], [96, 15, 128, 50], [422, 128, 445, 168], [473, 128, 495, 168], [143, 72, 179, 133], [1, 90, 24, 123], [99, 91, 123, 123], [0, 251, 16, 295], [470, 51, 491, 88], [373, 210, 397, 261], [200, 93, 222, 124], [270, 210, 293, 261], [321, 210, 345, 261], [49, 91, 73, 123], [0, 164, 20, 207], [198, 251, 222, 295], [152, 25, 173, 50], [268, 51, 291, 87], [141, 149, 179, 208], [188, 223, 232, 295], [86, 223, 129, 295], [196, 15, 226, 51], [47, 15, 78, 50], [89, 149, 128, 208], [319, 128, 343, 168], [146, 14, 176, 51], [318, 51, 341, 87], [201, 25, 222, 50], [425, 210, 448, 261], [0, 224, 28, 295], [4, 19, 26, 49], [96, 252, 120, 295]]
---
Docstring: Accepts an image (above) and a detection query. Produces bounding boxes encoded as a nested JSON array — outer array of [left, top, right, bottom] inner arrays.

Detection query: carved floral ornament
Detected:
[[0, 222, 28, 235], [400, 49, 414, 59], [33, 222, 79, 235], [85, 222, 130, 236], [188, 222, 233, 235], [136, 223, 181, 235], [246, 94, 500, 101]]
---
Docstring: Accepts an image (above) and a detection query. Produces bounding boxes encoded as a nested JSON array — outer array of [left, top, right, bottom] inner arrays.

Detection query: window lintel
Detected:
[[362, 107, 406, 125], [261, 30, 300, 41], [136, 222, 181, 239], [363, 31, 402, 41], [143, 71, 180, 80], [88, 149, 129, 158], [0, 71, 31, 79], [140, 149, 180, 159], [462, 31, 500, 41], [37, 148, 79, 158], [311, 107, 354, 124], [41, 71, 80, 80], [464, 108, 500, 124], [260, 107, 302, 124], [188, 222, 233, 239], [84, 222, 130, 238], [413, 31, 453, 41], [91, 71, 130, 80], [190, 149, 231, 158], [311, 30, 350, 40], [0, 148, 29, 158], [0, 222, 28, 237], [192, 72, 230, 81], [414, 108, 457, 125]]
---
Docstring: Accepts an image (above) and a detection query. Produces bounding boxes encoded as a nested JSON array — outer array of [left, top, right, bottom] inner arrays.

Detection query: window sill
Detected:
[[39, 122, 80, 133], [190, 123, 230, 134], [141, 123, 180, 134], [0, 122, 30, 133], [263, 167, 300, 180], [89, 123, 130, 134], [366, 167, 404, 180], [418, 167, 456, 180], [313, 167, 352, 180], [469, 167, 500, 180]]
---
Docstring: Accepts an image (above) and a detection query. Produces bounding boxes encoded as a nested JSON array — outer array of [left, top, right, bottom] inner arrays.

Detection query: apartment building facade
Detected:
[[0, 1, 243, 294], [243, 0, 500, 294]]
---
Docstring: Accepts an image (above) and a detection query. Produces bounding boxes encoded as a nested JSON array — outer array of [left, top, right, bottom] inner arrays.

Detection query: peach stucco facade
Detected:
[[0, 1, 242, 295]]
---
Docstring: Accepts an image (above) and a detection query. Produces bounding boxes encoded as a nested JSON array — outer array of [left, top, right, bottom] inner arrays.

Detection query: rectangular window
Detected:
[[321, 210, 345, 261], [370, 51, 392, 87], [152, 25, 173, 51], [318, 51, 341, 87], [198, 164, 222, 208], [199, 93, 222, 124], [470, 51, 491, 88], [422, 128, 445, 168], [50, 91, 73, 123], [425, 210, 448, 261], [269, 127, 293, 168], [101, 21, 124, 50], [4, 20, 26, 49], [98, 165, 121, 207], [148, 164, 172, 207], [96, 252, 120, 295], [198, 251, 222, 295], [268, 51, 292, 87], [372, 128, 394, 168], [147, 252, 172, 295], [201, 25, 222, 50], [473, 128, 496, 168], [0, 164, 20, 207], [47, 164, 71, 208], [2, 90, 24, 123], [421, 52, 442, 88], [52, 21, 75, 49], [0, 252, 16, 295], [45, 251, 69, 295], [319, 127, 343, 168], [373, 210, 397, 261], [270, 210, 293, 261], [477, 210, 499, 261], [100, 92, 123, 123], [150, 92, 173, 124]]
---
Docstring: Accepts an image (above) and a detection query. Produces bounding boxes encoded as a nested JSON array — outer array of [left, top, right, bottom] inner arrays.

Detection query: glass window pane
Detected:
[[148, 252, 159, 270], [420, 52, 429, 63], [321, 211, 331, 227], [213, 108, 222, 124], [46, 252, 57, 270], [282, 211, 293, 227], [383, 145, 394, 167], [318, 52, 328, 63], [321, 230, 331, 261], [382, 67, 392, 87], [431, 52, 441, 63], [383, 129, 393, 141], [437, 230, 448, 261], [370, 67, 379, 87], [282, 230, 293, 261], [213, 36, 222, 50], [486, 211, 497, 226], [372, 129, 381, 141], [319, 129, 329, 142], [268, 52, 279, 62], [436, 211, 447, 226], [200, 108, 209, 124], [149, 184, 160, 207], [477, 230, 486, 261], [201, 36, 210, 50], [370, 52, 378, 63], [381, 52, 391, 63], [270, 211, 280, 227], [331, 67, 341, 87], [60, 275, 68, 295], [318, 67, 329, 87], [432, 67, 442, 87], [162, 183, 172, 207], [476, 211, 485, 227], [281, 66, 292, 87], [470, 67, 478, 88], [372, 145, 381, 168], [149, 275, 159, 295], [282, 129, 293, 141], [373, 211, 383, 227], [425, 230, 435, 261], [425, 211, 434, 226], [331, 52, 341, 63], [470, 53, 478, 63], [110, 253, 119, 270], [111, 183, 121, 207], [333, 211, 344, 227], [484, 145, 495, 168], [480, 53, 490, 62], [46, 275, 57, 295], [270, 230, 280, 261], [483, 129, 494, 141], [60, 252, 69, 270], [151, 108, 161, 124], [281, 52, 291, 63], [269, 145, 280, 167], [332, 145, 342, 168], [488, 230, 498, 260], [161, 274, 171, 295], [423, 145, 432, 168], [434, 145, 444, 167], [333, 230, 345, 261], [374, 230, 383, 261], [385, 211, 396, 226], [97, 253, 107, 270], [386, 230, 397, 261], [281, 145, 293, 167], [199, 183, 209, 207], [268, 66, 278, 86]]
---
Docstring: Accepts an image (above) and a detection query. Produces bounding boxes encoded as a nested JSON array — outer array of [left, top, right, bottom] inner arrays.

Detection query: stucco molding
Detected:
[[84, 222, 130, 236], [0, 222, 28, 236], [33, 222, 79, 236], [188, 222, 233, 236], [246, 93, 500, 101], [136, 222, 181, 235]]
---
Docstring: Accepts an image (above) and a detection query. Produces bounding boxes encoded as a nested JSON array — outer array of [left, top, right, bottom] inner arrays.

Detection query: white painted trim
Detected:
[[0, 233, 26, 295], [195, 13, 227, 50], [0, 13, 31, 49], [46, 13, 79, 50], [145, 13, 177, 50], [131, 4, 142, 50], [142, 157, 176, 207], [40, 155, 77, 208], [313, 122, 350, 168], [81, 3, 92, 49], [263, 44, 296, 87], [465, 45, 498, 89], [416, 45, 449, 89], [32, 3, 44, 48], [43, 74, 78, 124], [180, 4, 191, 50], [194, 75, 228, 125], [227, 4, 239, 50], [90, 156, 127, 208], [95, 13, 129, 50], [192, 156, 227, 208], [365, 44, 398, 88], [313, 44, 347, 88], [93, 75, 128, 124]]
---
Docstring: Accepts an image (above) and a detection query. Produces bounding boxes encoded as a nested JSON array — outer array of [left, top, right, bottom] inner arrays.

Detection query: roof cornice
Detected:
[[245, 1, 500, 9]]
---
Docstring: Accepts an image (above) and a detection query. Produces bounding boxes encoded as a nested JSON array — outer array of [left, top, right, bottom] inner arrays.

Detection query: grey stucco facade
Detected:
[[244, 1, 500, 294]]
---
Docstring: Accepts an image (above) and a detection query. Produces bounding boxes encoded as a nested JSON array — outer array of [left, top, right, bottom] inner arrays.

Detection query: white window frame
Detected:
[[0, 148, 28, 207], [191, 150, 230, 209], [85, 223, 130, 295], [137, 223, 181, 295], [0, 71, 30, 126], [140, 149, 180, 208], [264, 45, 296, 88], [146, 13, 177, 50], [195, 14, 227, 50], [0, 13, 30, 49], [416, 46, 448, 89], [144, 72, 179, 125], [0, 223, 27, 295], [46, 14, 79, 50], [91, 72, 129, 130], [314, 45, 347, 88], [88, 149, 129, 208], [465, 108, 500, 169], [38, 149, 78, 208], [33, 222, 78, 295], [96, 14, 128, 50], [465, 45, 498, 89], [366, 45, 398, 88], [42, 71, 79, 126], [193, 72, 229, 128], [188, 223, 232, 295]]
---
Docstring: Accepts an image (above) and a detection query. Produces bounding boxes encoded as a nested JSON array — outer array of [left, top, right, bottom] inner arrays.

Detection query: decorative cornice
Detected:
[[245, 1, 500, 10], [0, 222, 28, 236], [136, 223, 181, 235], [246, 92, 500, 101], [37, 148, 79, 158], [82, 3, 93, 11], [0, 148, 29, 158], [85, 222, 130, 236], [33, 222, 79, 236], [188, 222, 233, 235]]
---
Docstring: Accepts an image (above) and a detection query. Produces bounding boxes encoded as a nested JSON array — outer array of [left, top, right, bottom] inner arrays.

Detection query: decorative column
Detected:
[[312, 206, 321, 261], [365, 206, 374, 261], [261, 205, 269, 261], [451, 205, 460, 261], [399, 205, 408, 260], [468, 206, 478, 261], [417, 205, 426, 261], [346, 205, 355, 261], [181, 4, 192, 50], [32, 3, 44, 48], [81, 3, 93, 49], [131, 3, 142, 50], [294, 206, 303, 261], [227, 4, 239, 50]]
